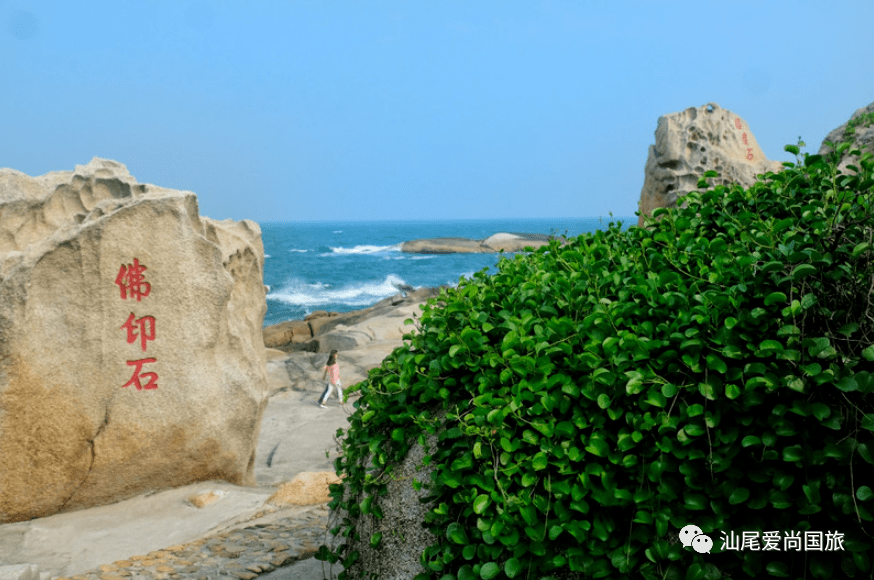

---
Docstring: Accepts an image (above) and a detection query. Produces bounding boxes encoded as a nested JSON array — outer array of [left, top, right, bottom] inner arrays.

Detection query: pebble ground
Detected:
[[53, 504, 340, 580]]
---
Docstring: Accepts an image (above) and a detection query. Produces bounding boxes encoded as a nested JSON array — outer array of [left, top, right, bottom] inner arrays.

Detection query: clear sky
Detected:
[[2, 1, 872, 223]]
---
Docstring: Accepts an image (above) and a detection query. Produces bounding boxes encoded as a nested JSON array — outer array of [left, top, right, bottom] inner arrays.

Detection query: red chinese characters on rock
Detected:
[[735, 118, 754, 161], [115, 258, 151, 301], [116, 258, 158, 390]]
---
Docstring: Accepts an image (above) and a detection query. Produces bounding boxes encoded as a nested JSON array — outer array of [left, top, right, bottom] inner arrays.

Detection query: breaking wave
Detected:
[[267, 274, 412, 308]]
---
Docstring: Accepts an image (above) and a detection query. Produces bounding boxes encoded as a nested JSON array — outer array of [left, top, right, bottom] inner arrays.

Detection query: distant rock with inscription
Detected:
[[0, 158, 269, 524], [637, 102, 784, 227]]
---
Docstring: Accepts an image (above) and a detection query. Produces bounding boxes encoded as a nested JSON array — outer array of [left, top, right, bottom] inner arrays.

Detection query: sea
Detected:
[[260, 217, 638, 328]]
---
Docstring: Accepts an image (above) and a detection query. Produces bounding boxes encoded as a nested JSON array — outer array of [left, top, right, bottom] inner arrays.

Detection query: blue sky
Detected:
[[2, 1, 872, 223]]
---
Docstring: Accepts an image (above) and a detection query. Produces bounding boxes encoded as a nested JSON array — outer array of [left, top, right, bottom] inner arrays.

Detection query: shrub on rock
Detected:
[[323, 143, 874, 580]]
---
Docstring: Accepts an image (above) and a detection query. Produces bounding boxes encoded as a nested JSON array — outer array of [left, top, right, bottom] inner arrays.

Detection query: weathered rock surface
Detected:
[[335, 410, 442, 580], [818, 100, 874, 175], [262, 319, 314, 349], [267, 471, 342, 506], [400, 232, 553, 254], [262, 286, 444, 353], [0, 158, 269, 524], [637, 102, 784, 227]]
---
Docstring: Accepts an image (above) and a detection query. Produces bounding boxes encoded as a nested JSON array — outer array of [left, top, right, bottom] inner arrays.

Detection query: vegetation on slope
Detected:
[[321, 141, 874, 580]]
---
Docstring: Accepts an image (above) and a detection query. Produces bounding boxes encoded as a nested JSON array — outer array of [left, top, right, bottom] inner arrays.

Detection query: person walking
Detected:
[[318, 350, 342, 408]]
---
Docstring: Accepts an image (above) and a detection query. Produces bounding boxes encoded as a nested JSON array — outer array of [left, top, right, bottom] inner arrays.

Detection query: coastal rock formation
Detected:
[[818, 100, 874, 175], [262, 319, 314, 349], [0, 158, 269, 524], [262, 286, 443, 353], [400, 232, 552, 254], [637, 102, 784, 227]]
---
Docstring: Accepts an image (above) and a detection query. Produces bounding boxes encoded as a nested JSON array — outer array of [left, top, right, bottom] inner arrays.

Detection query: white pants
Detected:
[[319, 381, 343, 404]]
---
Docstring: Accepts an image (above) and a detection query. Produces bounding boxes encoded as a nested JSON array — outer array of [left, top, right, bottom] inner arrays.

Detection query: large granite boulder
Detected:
[[0, 158, 269, 524], [637, 102, 784, 227], [818, 100, 874, 175]]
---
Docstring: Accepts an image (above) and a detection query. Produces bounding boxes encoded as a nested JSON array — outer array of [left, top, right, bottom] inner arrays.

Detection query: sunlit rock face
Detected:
[[637, 102, 784, 227], [0, 158, 269, 523]]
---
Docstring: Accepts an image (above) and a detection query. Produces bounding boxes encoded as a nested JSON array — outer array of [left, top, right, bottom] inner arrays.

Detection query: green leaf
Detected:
[[706, 353, 727, 373], [852, 242, 871, 258], [585, 438, 609, 458], [449, 344, 463, 357], [801, 293, 817, 309], [783, 445, 804, 462], [764, 291, 787, 306], [646, 391, 667, 408], [685, 493, 708, 510], [729, 487, 750, 504], [446, 522, 469, 544], [792, 264, 817, 280], [758, 340, 783, 352], [766, 561, 790, 577], [858, 486, 874, 501], [597, 393, 611, 409], [473, 494, 492, 514], [480, 562, 500, 580], [810, 403, 831, 421], [504, 559, 522, 578], [370, 532, 383, 548], [836, 376, 858, 392], [532, 452, 548, 470], [458, 565, 477, 580], [862, 345, 874, 361]]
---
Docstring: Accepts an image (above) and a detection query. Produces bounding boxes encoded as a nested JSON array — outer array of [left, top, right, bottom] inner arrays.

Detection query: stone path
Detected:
[[53, 504, 341, 580]]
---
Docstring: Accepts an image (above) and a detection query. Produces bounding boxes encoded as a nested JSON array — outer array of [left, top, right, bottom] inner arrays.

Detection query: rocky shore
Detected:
[[262, 286, 445, 354], [1, 287, 444, 580], [399, 232, 557, 253]]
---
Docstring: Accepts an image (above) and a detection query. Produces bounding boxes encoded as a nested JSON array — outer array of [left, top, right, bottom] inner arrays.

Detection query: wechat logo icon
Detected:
[[680, 524, 713, 554]]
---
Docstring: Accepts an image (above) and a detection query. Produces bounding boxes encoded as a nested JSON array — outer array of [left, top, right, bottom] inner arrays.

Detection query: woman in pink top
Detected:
[[318, 349, 342, 408]]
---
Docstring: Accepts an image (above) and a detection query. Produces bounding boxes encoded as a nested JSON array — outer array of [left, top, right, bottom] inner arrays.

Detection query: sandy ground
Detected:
[[0, 344, 400, 580]]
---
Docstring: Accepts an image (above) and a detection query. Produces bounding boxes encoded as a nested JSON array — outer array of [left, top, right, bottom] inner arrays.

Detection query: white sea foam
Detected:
[[267, 274, 412, 307], [328, 244, 402, 255], [288, 249, 309, 253], [264, 254, 271, 258], [333, 230, 343, 233]]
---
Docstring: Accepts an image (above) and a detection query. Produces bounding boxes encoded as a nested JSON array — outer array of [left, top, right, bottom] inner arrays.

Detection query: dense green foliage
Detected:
[[319, 143, 874, 580]]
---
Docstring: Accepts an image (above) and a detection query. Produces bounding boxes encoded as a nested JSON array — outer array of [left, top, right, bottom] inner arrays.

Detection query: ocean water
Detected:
[[260, 217, 637, 327]]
